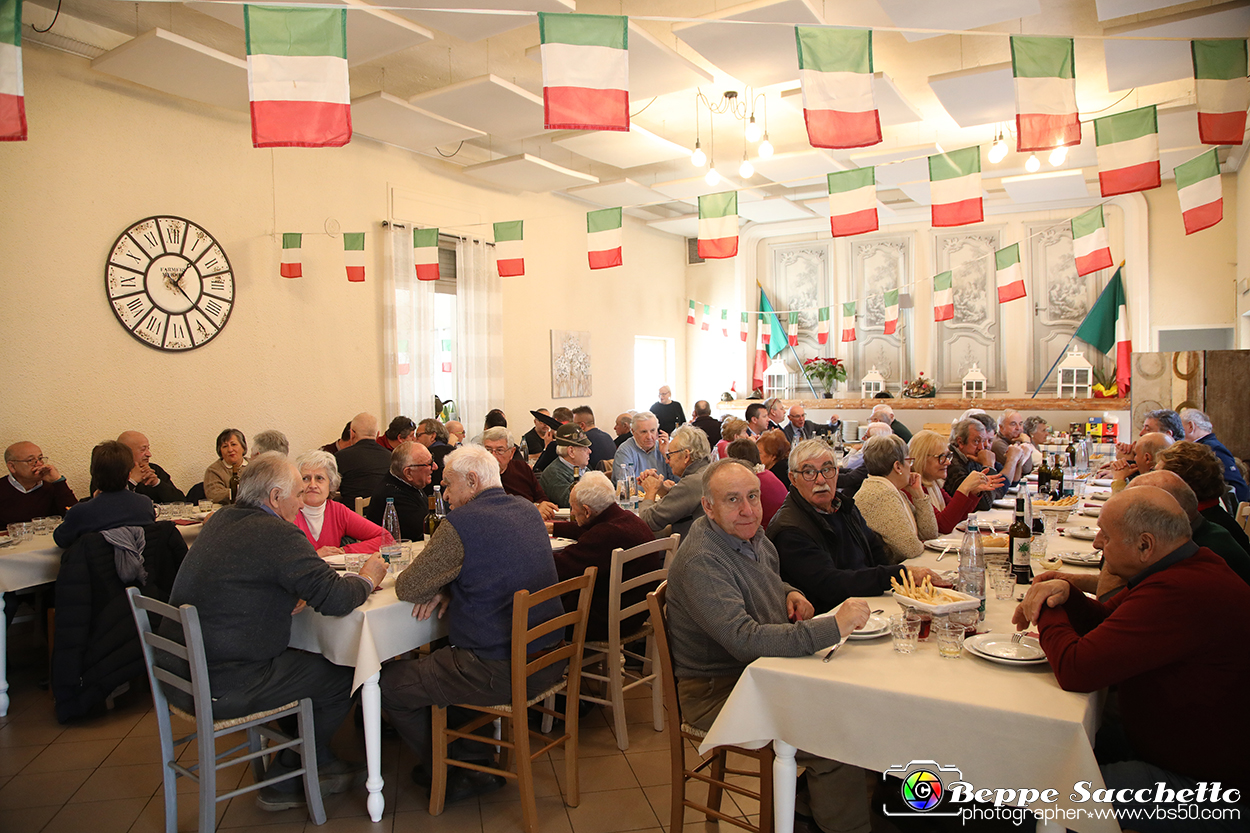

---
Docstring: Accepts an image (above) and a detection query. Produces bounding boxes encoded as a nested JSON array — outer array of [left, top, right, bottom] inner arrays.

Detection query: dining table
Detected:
[[698, 493, 1119, 833]]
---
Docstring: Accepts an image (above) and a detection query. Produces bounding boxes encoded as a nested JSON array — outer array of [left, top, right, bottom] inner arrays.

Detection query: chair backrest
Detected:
[[510, 568, 597, 712], [1238, 501, 1250, 536], [355, 496, 371, 516], [645, 582, 684, 728], [601, 461, 613, 474], [607, 534, 678, 646], [125, 587, 216, 741]]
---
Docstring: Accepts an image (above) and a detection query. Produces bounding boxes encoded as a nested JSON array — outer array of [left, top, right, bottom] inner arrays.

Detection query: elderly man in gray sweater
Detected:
[[667, 458, 872, 833]]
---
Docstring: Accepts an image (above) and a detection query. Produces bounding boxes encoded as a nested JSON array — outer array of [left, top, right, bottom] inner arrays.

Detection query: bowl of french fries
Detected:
[[1033, 495, 1079, 522], [890, 569, 981, 616]]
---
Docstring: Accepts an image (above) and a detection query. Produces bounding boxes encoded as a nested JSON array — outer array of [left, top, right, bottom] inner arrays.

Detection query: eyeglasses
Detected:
[[796, 464, 838, 481], [416, 430, 435, 437], [11, 455, 46, 466], [664, 448, 688, 460], [405, 462, 435, 470], [928, 453, 952, 463], [485, 446, 513, 456]]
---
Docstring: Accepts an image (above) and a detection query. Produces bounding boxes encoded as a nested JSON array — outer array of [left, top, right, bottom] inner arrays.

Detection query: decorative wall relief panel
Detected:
[[933, 228, 1004, 394], [770, 242, 830, 363], [551, 329, 592, 398], [849, 234, 914, 390]]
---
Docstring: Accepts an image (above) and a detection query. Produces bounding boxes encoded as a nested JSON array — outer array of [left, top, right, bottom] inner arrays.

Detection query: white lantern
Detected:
[[1056, 349, 1094, 399], [961, 363, 988, 399], [861, 366, 885, 399], [764, 359, 796, 400]]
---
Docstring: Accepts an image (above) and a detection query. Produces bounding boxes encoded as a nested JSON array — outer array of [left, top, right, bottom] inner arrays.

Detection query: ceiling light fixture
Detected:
[[988, 125, 1008, 164], [1048, 145, 1067, 166], [691, 140, 706, 168], [745, 115, 761, 143], [758, 134, 774, 159], [705, 166, 721, 187], [1025, 153, 1040, 173], [739, 154, 754, 179]]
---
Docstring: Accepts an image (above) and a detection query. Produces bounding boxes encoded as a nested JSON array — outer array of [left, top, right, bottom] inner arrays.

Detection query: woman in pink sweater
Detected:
[[294, 450, 390, 556]]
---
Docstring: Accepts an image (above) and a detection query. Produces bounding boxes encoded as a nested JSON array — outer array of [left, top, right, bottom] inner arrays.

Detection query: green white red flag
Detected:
[[245, 6, 350, 148], [1071, 206, 1113, 277], [933, 271, 954, 322], [538, 12, 629, 132], [494, 221, 524, 277], [687, 300, 696, 326], [698, 192, 738, 259], [1174, 148, 1223, 235], [720, 309, 730, 337], [929, 147, 983, 227], [883, 289, 899, 335], [1094, 105, 1160, 197], [701, 304, 711, 331], [1010, 36, 1080, 152], [1192, 39, 1248, 146], [413, 228, 439, 281], [1074, 267, 1131, 396], [587, 207, 622, 269], [343, 232, 365, 282], [841, 302, 856, 343], [995, 243, 1026, 303], [817, 307, 829, 344], [787, 312, 799, 346], [740, 312, 749, 342], [758, 312, 770, 345], [280, 233, 302, 278], [827, 167, 878, 237], [0, 0, 26, 142], [795, 27, 880, 149], [439, 338, 452, 373], [397, 339, 410, 376]]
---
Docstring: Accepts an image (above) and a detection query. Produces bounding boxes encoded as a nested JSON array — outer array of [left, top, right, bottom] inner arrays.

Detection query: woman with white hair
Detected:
[[293, 450, 391, 557], [854, 434, 938, 563], [637, 424, 712, 537]]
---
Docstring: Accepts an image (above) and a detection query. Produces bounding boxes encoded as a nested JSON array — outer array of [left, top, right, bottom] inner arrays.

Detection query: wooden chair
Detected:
[[354, 496, 371, 516], [648, 583, 773, 833], [429, 569, 596, 833], [923, 422, 954, 436], [601, 460, 614, 474], [1237, 501, 1250, 536], [125, 588, 325, 832], [579, 534, 677, 750]]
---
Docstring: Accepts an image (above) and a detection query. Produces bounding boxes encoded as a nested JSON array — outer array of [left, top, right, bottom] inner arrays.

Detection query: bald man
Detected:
[[118, 431, 184, 503], [1111, 431, 1173, 486], [1, 441, 78, 526], [1130, 470, 1250, 586], [990, 410, 1033, 476], [335, 412, 391, 507]]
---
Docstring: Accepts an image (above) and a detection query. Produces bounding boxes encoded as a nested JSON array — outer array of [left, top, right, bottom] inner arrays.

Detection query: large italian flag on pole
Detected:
[[933, 271, 954, 322], [280, 233, 302, 278], [1071, 206, 1113, 276], [1174, 148, 1223, 235], [538, 13, 629, 132], [413, 228, 439, 281], [1192, 39, 1248, 146], [883, 289, 900, 335], [245, 6, 350, 148], [795, 27, 880, 149], [827, 167, 878, 237], [587, 207, 623, 269], [840, 302, 857, 343], [698, 192, 738, 259], [1074, 267, 1131, 396], [817, 307, 829, 344], [1094, 106, 1160, 197], [929, 147, 983, 227], [343, 232, 365, 282], [995, 243, 1026, 303], [1011, 36, 1080, 152], [494, 221, 524, 277], [0, 0, 26, 142]]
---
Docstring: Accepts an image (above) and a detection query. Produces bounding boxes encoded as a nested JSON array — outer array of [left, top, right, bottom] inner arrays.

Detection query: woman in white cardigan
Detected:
[[854, 434, 938, 564]]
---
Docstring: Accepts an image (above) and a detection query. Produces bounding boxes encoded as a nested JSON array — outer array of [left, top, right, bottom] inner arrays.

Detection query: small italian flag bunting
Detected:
[[1174, 148, 1223, 235], [280, 233, 302, 278], [1, 0, 26, 142], [787, 312, 799, 346], [995, 244, 1026, 303], [827, 167, 878, 237], [587, 207, 622, 269], [397, 339, 410, 376], [817, 307, 830, 344], [929, 147, 983, 227], [740, 312, 749, 342], [758, 311, 771, 345], [1011, 36, 1080, 152], [494, 221, 524, 277], [1192, 40, 1248, 146], [701, 304, 711, 331], [439, 338, 452, 373], [883, 289, 900, 335], [1071, 206, 1114, 277], [841, 302, 857, 343], [413, 228, 439, 281], [244, 6, 350, 148], [933, 271, 954, 322], [343, 232, 365, 282], [795, 27, 881, 149], [1094, 105, 1160, 197], [698, 192, 738, 259], [538, 12, 629, 132], [687, 300, 697, 326], [718, 309, 728, 337]]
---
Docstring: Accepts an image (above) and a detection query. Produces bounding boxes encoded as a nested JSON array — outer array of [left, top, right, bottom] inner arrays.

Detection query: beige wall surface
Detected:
[[1238, 168, 1250, 348]]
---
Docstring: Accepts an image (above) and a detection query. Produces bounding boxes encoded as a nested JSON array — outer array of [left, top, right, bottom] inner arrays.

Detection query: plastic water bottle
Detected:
[[958, 514, 987, 621], [381, 498, 401, 564], [433, 485, 446, 517]]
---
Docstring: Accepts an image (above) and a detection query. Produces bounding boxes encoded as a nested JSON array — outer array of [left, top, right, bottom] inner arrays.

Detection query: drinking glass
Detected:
[[198, 499, 214, 513], [934, 620, 965, 659], [344, 552, 366, 573], [993, 572, 1017, 600], [949, 609, 979, 637], [889, 612, 921, 654], [388, 540, 412, 572], [7, 522, 30, 541]]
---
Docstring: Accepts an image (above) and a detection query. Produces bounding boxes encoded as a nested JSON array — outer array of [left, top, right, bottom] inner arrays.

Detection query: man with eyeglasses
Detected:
[[366, 441, 437, 540], [1, 441, 78, 526], [767, 440, 943, 615], [945, 418, 1016, 512], [482, 427, 558, 521]]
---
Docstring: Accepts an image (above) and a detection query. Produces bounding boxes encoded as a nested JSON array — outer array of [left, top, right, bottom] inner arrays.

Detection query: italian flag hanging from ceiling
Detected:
[[841, 302, 857, 343], [0, 0, 26, 142], [1011, 35, 1080, 152], [494, 221, 524, 277], [1174, 148, 1223, 235], [1094, 105, 1160, 197], [995, 243, 1026, 303], [244, 5, 351, 148], [280, 233, 302, 278], [1071, 205, 1113, 276], [740, 312, 749, 342], [587, 207, 623, 269], [538, 12, 629, 132], [787, 312, 799, 346], [343, 232, 365, 282], [1192, 39, 1248, 146], [933, 271, 954, 322], [883, 289, 900, 335], [817, 307, 829, 344], [827, 167, 878, 237], [413, 228, 439, 281], [698, 192, 738, 259], [929, 146, 983, 227], [795, 26, 881, 149]]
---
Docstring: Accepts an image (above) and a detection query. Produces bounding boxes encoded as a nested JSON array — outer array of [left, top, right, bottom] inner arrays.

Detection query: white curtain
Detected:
[[455, 236, 504, 432], [384, 224, 437, 421]]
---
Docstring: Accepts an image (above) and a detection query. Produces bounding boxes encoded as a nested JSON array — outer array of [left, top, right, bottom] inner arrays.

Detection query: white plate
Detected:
[[924, 537, 1009, 555], [322, 553, 346, 567], [550, 537, 576, 551], [992, 499, 1014, 510], [955, 518, 1011, 532], [1086, 490, 1111, 502], [1064, 526, 1098, 540], [963, 634, 1047, 665], [848, 613, 890, 640], [1061, 552, 1102, 566], [1081, 505, 1101, 517]]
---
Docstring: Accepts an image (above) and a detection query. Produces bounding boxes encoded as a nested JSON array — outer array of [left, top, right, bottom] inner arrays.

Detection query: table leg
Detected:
[[362, 671, 384, 822], [0, 592, 8, 717], [773, 739, 797, 833]]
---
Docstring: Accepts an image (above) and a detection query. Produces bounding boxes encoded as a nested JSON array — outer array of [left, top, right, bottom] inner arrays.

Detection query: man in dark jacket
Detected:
[[766, 440, 941, 613], [945, 418, 1014, 512], [118, 431, 184, 503], [572, 406, 620, 472], [1181, 407, 1249, 504], [689, 400, 723, 448], [366, 441, 434, 540], [335, 412, 391, 507]]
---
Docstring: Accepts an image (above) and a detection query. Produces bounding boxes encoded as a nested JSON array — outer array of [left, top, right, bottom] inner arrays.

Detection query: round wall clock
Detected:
[[104, 216, 235, 352]]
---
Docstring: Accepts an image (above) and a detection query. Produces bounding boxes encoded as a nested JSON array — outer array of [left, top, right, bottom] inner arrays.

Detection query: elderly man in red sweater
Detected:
[[1014, 487, 1250, 828]]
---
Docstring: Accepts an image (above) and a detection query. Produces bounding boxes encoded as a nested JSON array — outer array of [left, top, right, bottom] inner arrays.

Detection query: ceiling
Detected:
[[22, 0, 1250, 235]]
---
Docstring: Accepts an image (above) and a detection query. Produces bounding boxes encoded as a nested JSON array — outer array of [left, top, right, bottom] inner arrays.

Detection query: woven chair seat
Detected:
[[169, 701, 300, 731], [585, 622, 654, 653], [680, 722, 707, 739], [472, 679, 568, 715]]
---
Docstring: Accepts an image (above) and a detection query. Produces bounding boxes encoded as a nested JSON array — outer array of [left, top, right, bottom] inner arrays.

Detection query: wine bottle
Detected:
[[1008, 496, 1033, 585], [1036, 453, 1052, 495]]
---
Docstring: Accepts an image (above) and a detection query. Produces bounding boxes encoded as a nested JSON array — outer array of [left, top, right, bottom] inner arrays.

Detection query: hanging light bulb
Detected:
[[691, 140, 706, 168], [757, 134, 774, 159], [1048, 144, 1067, 166], [1025, 153, 1041, 173], [989, 137, 1008, 164], [745, 115, 761, 143], [739, 154, 754, 179], [705, 165, 721, 187]]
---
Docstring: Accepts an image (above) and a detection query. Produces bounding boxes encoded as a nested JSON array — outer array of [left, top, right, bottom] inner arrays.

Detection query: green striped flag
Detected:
[[827, 167, 878, 237], [817, 306, 830, 344], [494, 221, 524, 277], [740, 311, 749, 342], [1074, 268, 1131, 395], [397, 339, 410, 376], [698, 192, 738, 259], [787, 311, 799, 346], [1174, 148, 1223, 235], [1071, 206, 1113, 277], [933, 271, 954, 322], [587, 207, 622, 269], [343, 232, 365, 282], [841, 301, 857, 343], [883, 289, 899, 335], [440, 337, 452, 373], [995, 243, 1025, 303], [701, 304, 711, 331], [1095, 106, 1160, 197], [687, 300, 696, 326], [539, 13, 629, 131], [795, 27, 880, 149], [0, 0, 26, 141], [280, 233, 302, 279], [929, 147, 982, 227], [1192, 39, 1248, 146], [413, 228, 439, 281], [1011, 36, 1079, 152], [245, 6, 350, 148], [720, 308, 729, 338]]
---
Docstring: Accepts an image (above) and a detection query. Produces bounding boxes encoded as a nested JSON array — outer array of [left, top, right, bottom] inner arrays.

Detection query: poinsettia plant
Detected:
[[802, 357, 847, 390]]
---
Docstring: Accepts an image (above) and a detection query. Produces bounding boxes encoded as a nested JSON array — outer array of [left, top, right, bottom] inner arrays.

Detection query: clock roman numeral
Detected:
[[143, 231, 160, 250], [118, 275, 136, 288], [145, 316, 161, 333], [126, 298, 144, 314], [167, 225, 181, 244], [205, 298, 223, 317], [210, 276, 226, 291], [126, 251, 142, 263], [202, 257, 219, 271]]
